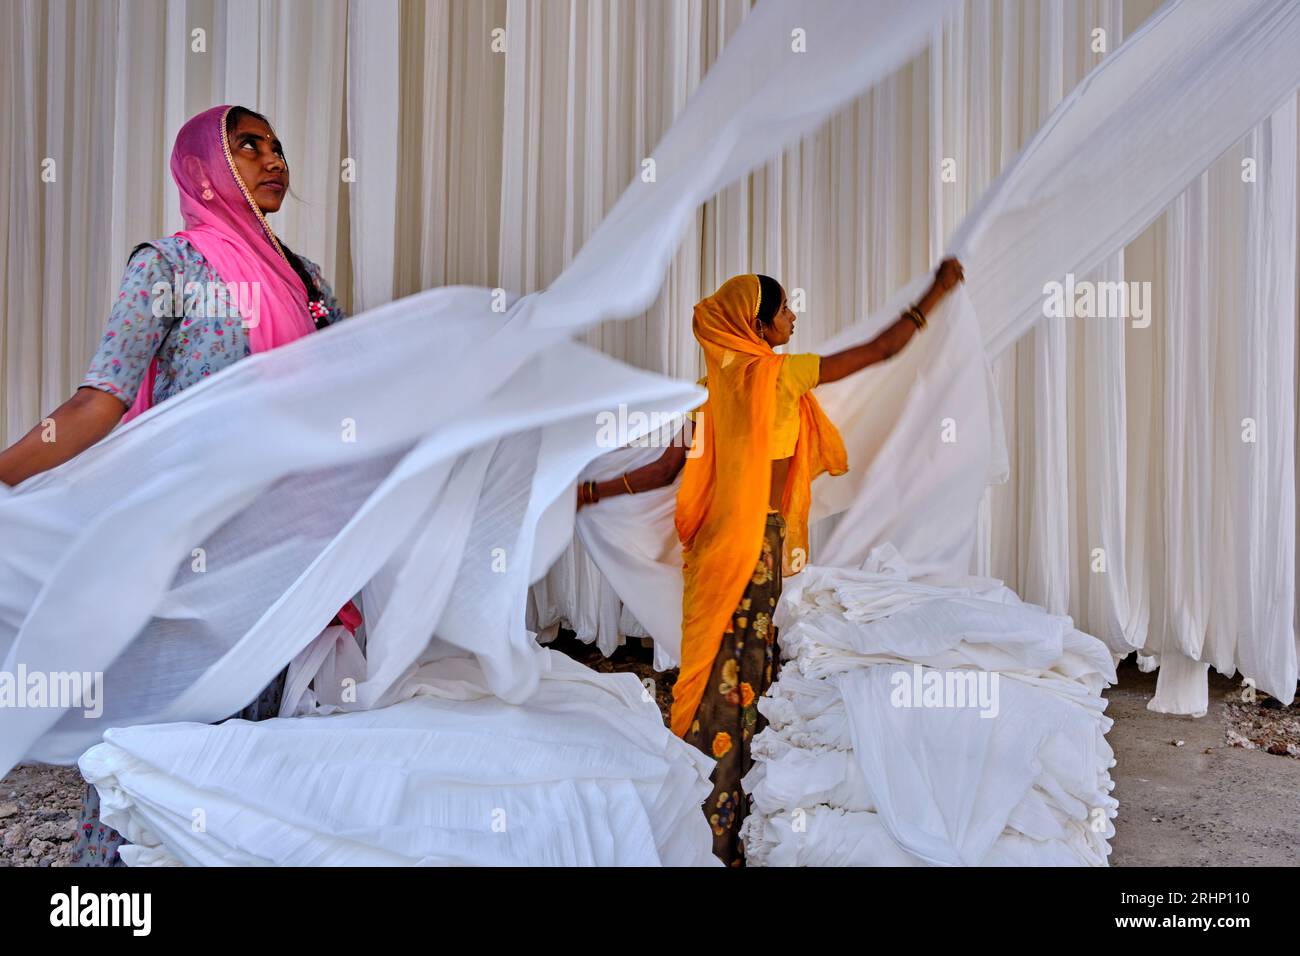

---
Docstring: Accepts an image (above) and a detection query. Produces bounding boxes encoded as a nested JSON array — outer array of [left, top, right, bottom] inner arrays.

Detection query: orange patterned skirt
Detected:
[[681, 510, 785, 866]]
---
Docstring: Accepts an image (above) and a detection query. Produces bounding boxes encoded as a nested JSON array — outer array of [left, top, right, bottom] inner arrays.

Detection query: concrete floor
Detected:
[[1106, 660, 1300, 866]]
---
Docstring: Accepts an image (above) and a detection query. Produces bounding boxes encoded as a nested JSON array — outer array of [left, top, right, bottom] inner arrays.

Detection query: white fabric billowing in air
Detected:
[[951, 0, 1300, 357], [0, 0, 955, 866], [1, 289, 699, 765]]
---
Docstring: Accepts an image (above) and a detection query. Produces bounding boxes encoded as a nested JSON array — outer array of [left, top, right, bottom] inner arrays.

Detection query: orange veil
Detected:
[[670, 275, 847, 737]]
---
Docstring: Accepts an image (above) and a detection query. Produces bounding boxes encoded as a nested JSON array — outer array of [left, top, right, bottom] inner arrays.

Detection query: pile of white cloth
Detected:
[[80, 651, 716, 866], [739, 555, 1117, 866]]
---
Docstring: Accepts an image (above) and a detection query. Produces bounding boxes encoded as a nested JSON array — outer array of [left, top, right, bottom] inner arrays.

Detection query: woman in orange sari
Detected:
[[578, 258, 964, 864]]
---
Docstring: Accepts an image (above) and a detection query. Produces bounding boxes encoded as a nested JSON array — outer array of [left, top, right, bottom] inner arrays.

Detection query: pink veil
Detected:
[[117, 106, 360, 636], [121, 105, 316, 423]]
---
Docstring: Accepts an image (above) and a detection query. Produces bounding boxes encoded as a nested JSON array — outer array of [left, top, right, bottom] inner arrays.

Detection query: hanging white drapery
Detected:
[[2, 0, 1298, 747], [0, 2, 966, 868], [555, 0, 1300, 713]]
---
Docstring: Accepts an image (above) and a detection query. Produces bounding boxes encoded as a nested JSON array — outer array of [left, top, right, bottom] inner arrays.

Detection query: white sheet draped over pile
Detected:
[[83, 652, 717, 866]]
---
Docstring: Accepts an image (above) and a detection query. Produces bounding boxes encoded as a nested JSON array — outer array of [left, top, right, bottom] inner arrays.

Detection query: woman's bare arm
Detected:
[[577, 427, 690, 508], [819, 258, 964, 385], [0, 387, 127, 487]]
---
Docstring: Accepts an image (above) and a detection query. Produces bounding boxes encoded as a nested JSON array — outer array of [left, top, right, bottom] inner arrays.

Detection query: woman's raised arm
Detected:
[[818, 257, 964, 385]]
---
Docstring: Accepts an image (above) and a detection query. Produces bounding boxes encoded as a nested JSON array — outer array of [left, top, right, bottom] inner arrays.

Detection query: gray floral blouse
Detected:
[[71, 237, 345, 866], [80, 236, 346, 407]]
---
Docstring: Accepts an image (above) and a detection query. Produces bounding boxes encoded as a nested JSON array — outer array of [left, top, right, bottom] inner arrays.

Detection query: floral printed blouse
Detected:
[[80, 236, 346, 407]]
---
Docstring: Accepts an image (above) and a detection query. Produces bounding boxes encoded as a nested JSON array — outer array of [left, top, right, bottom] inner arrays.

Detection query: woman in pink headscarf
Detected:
[[0, 106, 357, 865], [0, 105, 343, 477]]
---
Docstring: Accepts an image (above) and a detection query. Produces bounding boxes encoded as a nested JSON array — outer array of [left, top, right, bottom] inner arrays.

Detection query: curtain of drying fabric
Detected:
[[3, 0, 1298, 707], [979, 0, 1139, 643], [961, 0, 1299, 712], [504, 0, 1300, 710], [366, 0, 938, 378], [1143, 95, 1300, 714], [382, 0, 769, 378]]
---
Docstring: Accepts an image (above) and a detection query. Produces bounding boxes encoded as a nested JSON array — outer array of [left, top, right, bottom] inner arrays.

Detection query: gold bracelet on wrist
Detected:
[[621, 473, 635, 495], [905, 305, 927, 330]]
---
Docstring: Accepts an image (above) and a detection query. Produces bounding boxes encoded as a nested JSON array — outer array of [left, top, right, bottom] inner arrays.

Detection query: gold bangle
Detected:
[[622, 473, 635, 495], [906, 305, 927, 330]]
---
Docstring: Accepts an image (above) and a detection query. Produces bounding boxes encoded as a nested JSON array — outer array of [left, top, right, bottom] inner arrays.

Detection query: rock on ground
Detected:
[[0, 763, 84, 867]]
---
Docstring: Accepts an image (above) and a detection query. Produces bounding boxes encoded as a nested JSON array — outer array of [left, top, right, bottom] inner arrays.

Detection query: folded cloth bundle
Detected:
[[740, 559, 1117, 867]]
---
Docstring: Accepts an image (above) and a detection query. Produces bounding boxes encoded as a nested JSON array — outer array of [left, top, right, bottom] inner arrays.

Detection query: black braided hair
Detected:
[[755, 274, 785, 327]]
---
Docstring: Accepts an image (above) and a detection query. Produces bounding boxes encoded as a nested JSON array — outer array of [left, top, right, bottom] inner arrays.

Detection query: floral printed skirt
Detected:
[[683, 510, 784, 867], [71, 667, 288, 867]]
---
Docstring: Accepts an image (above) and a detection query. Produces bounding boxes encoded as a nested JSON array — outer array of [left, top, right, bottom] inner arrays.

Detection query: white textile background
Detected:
[[2, 0, 1298, 710], [0, 0, 957, 774]]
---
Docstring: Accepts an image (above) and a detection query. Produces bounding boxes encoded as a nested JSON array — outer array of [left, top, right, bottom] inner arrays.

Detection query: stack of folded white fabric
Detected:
[[740, 550, 1117, 867], [80, 651, 719, 867]]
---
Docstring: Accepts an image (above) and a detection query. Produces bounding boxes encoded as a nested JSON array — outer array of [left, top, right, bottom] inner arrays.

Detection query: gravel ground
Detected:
[[0, 763, 84, 867], [4, 643, 1295, 866]]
